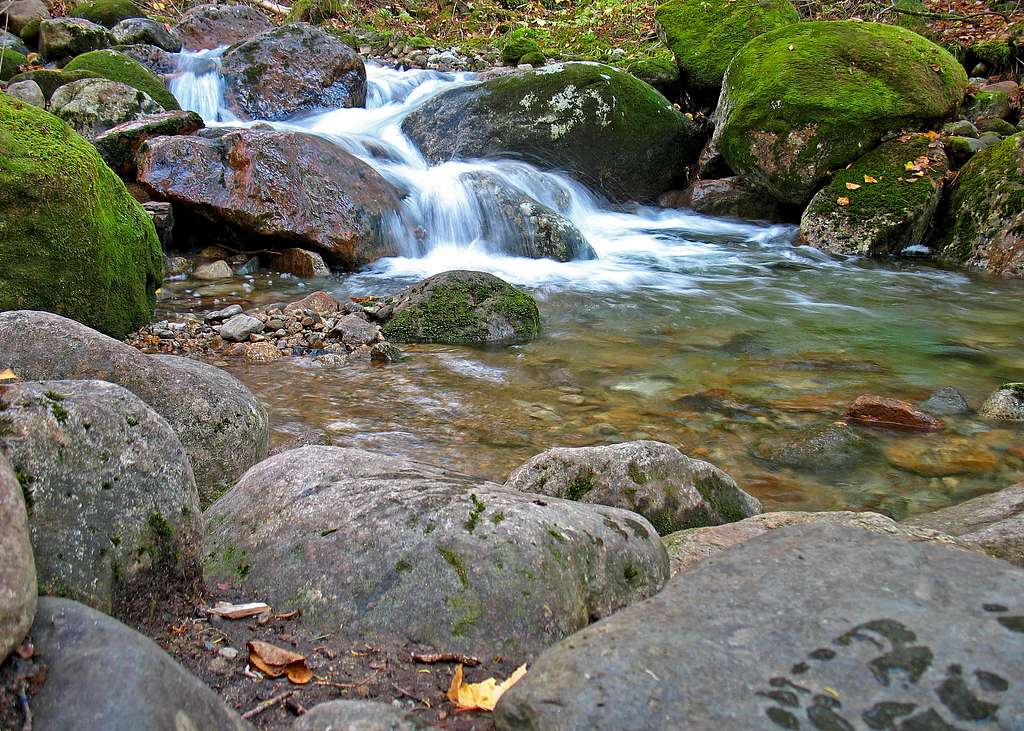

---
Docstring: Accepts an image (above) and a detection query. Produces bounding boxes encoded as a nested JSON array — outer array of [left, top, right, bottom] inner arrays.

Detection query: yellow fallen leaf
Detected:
[[904, 161, 916, 171], [0, 368, 18, 381], [837, 197, 850, 206], [845, 182, 861, 190], [447, 663, 527, 712], [787, 44, 795, 51], [863, 175, 878, 183], [247, 640, 313, 685]]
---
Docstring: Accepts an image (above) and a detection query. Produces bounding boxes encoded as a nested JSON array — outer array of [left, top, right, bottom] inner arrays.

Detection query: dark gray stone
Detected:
[[496, 524, 1024, 730], [507, 440, 761, 536], [751, 422, 877, 474], [291, 700, 429, 731], [918, 386, 971, 416], [38, 17, 114, 62], [114, 42, 177, 74], [0, 380, 201, 614], [203, 446, 669, 658], [112, 17, 181, 52], [0, 28, 30, 55], [23, 597, 250, 731], [0, 453, 35, 662], [0, 311, 269, 502]]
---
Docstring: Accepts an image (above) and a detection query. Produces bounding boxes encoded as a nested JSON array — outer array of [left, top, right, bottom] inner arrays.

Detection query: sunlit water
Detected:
[[160, 55, 1024, 519]]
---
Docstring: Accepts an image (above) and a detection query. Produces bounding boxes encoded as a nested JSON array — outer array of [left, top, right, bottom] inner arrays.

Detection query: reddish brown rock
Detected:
[[658, 177, 788, 221], [284, 291, 344, 315], [844, 394, 943, 431], [173, 3, 272, 51], [136, 128, 403, 269], [95, 110, 203, 176], [273, 248, 330, 278]]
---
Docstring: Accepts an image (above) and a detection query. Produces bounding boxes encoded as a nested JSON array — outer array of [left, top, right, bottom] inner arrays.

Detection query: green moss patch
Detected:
[[0, 49, 28, 82], [70, 0, 139, 27], [8, 69, 98, 99], [65, 49, 180, 110]]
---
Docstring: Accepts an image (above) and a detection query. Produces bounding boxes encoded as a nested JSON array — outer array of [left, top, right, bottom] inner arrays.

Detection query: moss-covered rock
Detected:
[[0, 95, 162, 338], [967, 38, 1012, 72], [964, 90, 1012, 123], [50, 77, 164, 139], [8, 68, 98, 99], [931, 133, 1024, 278], [64, 49, 179, 110], [0, 48, 27, 81], [70, 0, 139, 28], [502, 36, 542, 65], [38, 17, 114, 62], [403, 62, 702, 202], [377, 271, 540, 345], [624, 52, 680, 93], [655, 0, 798, 94], [712, 21, 968, 205], [800, 134, 949, 256]]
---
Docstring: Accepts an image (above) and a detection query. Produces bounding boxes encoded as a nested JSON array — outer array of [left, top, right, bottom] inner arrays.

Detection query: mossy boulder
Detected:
[[931, 133, 1024, 277], [655, 0, 798, 94], [403, 62, 702, 202], [0, 48, 27, 81], [377, 270, 540, 345], [38, 17, 114, 62], [70, 0, 139, 28], [50, 78, 164, 139], [712, 21, 967, 205], [8, 68, 98, 99], [624, 52, 680, 94], [94, 109, 203, 175], [0, 95, 162, 339], [64, 49, 179, 110], [800, 134, 949, 256], [2, 0, 50, 39], [501, 36, 542, 65]]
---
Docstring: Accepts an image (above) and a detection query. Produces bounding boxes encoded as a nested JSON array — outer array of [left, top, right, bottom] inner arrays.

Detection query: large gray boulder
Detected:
[[904, 484, 1024, 568], [174, 3, 272, 51], [49, 77, 164, 140], [20, 597, 251, 731], [0, 311, 269, 502], [0, 380, 201, 614], [2, 0, 50, 38], [292, 701, 429, 731], [0, 28, 30, 55], [111, 17, 181, 52], [979, 383, 1024, 421], [221, 23, 366, 121], [507, 441, 761, 535], [136, 128, 403, 269], [402, 63, 702, 202], [496, 524, 1024, 730], [0, 453, 35, 662], [204, 446, 669, 658], [38, 17, 114, 62]]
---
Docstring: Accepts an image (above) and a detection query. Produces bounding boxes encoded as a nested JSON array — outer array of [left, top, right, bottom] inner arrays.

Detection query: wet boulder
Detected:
[[174, 3, 272, 51], [801, 134, 949, 256], [712, 21, 967, 205], [462, 173, 596, 261], [507, 441, 761, 536], [403, 62, 702, 202], [0, 454, 36, 662], [112, 17, 181, 52], [204, 446, 669, 658], [663, 510, 970, 576], [495, 524, 1024, 730], [64, 48, 180, 110], [658, 176, 789, 220], [221, 23, 366, 121], [4, 79, 45, 107], [18, 597, 251, 731], [375, 270, 540, 345], [931, 133, 1024, 278], [655, 0, 798, 94], [5, 68, 97, 100], [979, 383, 1024, 420], [0, 311, 269, 502], [751, 421, 877, 474], [38, 17, 114, 62], [0, 95, 161, 339], [136, 128, 403, 269], [50, 78, 164, 140], [0, 380, 202, 614], [114, 42, 177, 74], [904, 484, 1024, 568], [94, 110, 204, 175], [292, 701, 429, 731]]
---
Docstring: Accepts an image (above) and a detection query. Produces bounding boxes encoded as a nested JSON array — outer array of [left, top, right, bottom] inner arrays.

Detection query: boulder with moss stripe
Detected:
[[712, 21, 967, 206], [64, 49, 179, 110], [70, 0, 139, 27], [38, 17, 114, 62], [7, 68, 98, 99]]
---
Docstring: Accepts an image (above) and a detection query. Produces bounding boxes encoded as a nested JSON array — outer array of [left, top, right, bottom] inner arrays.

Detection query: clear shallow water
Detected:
[[161, 56, 1024, 519]]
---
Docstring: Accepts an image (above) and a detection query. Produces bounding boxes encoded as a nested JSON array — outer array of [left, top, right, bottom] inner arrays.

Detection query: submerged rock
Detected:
[[918, 386, 971, 416], [0, 311, 269, 502], [21, 597, 250, 730], [712, 21, 967, 205], [174, 3, 272, 51], [800, 134, 949, 256], [904, 483, 1024, 567], [375, 270, 540, 345], [0, 94, 162, 339], [0, 380, 202, 614], [136, 128, 403, 269], [0, 453, 36, 662], [507, 441, 761, 535], [884, 436, 999, 477], [752, 422, 876, 474], [663, 510, 970, 576], [979, 383, 1024, 421], [49, 78, 164, 140], [931, 133, 1024, 278], [844, 394, 943, 431], [495, 524, 1024, 730], [403, 62, 702, 202], [203, 446, 668, 657], [222, 23, 366, 121]]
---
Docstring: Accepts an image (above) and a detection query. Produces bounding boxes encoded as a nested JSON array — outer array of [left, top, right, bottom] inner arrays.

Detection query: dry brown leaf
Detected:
[[447, 663, 528, 712], [208, 601, 270, 619], [247, 640, 313, 685], [845, 182, 861, 190], [836, 197, 850, 206], [0, 368, 18, 382]]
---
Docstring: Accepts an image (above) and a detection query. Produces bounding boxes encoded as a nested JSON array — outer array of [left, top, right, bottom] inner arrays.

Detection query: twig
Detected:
[[410, 651, 481, 666], [315, 672, 376, 690], [245, 0, 289, 16], [392, 682, 431, 707], [241, 691, 294, 720]]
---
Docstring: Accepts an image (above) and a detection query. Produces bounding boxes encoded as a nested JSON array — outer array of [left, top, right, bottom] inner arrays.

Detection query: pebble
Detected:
[[558, 394, 586, 405], [218, 646, 240, 660]]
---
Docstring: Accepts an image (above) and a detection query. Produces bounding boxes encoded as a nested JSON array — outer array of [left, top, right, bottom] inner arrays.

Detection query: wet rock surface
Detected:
[[0, 454, 35, 663], [845, 394, 944, 431], [38, 17, 113, 61], [752, 422, 877, 474], [203, 446, 669, 658], [49, 78, 164, 140], [111, 17, 180, 51], [496, 524, 1024, 730], [507, 440, 761, 535], [173, 3, 272, 51], [94, 109, 204, 175]]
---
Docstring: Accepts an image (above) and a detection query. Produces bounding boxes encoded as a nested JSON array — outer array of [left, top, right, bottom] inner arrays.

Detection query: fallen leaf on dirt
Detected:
[[247, 640, 313, 684], [0, 368, 18, 381], [845, 182, 861, 190], [863, 175, 878, 183], [447, 663, 527, 712], [209, 601, 270, 619], [837, 197, 850, 206]]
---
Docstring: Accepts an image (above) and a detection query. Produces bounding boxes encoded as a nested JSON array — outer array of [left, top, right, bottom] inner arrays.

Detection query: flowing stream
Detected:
[[159, 54, 1024, 518]]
